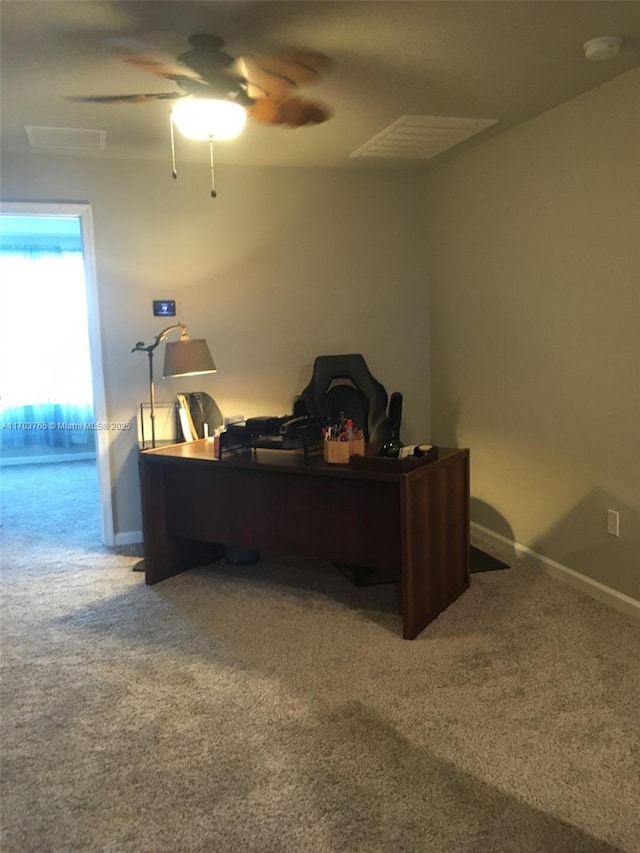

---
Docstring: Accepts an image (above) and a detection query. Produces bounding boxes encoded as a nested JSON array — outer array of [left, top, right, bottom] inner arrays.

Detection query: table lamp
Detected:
[[132, 322, 216, 448]]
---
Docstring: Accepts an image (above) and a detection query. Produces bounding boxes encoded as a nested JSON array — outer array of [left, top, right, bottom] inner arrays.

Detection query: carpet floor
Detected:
[[1, 461, 639, 852]]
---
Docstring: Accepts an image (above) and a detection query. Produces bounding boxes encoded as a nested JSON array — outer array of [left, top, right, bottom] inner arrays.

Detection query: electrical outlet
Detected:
[[607, 509, 620, 537]]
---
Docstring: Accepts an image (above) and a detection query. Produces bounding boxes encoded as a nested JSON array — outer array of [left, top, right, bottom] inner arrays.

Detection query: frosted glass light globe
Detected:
[[171, 99, 247, 141]]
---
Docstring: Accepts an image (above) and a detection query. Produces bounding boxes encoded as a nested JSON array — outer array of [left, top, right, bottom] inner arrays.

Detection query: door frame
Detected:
[[0, 200, 115, 546]]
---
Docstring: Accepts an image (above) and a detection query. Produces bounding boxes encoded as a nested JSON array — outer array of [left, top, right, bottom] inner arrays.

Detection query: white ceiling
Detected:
[[1, 1, 639, 171]]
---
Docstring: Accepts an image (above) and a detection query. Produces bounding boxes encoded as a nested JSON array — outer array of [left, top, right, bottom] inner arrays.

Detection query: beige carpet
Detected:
[[1, 461, 639, 852]]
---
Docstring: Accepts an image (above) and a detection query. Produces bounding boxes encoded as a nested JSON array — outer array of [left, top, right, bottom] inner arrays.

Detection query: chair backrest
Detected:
[[299, 354, 392, 444]]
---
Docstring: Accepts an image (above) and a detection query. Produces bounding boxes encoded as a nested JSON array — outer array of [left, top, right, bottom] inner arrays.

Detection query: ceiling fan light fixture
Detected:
[[171, 98, 247, 141]]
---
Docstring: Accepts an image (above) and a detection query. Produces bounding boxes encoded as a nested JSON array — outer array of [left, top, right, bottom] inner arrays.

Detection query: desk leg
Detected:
[[400, 453, 470, 639], [139, 458, 225, 585]]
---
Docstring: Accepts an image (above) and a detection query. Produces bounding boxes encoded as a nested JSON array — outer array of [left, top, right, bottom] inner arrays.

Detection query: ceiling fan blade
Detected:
[[231, 51, 332, 101], [249, 51, 332, 86], [67, 93, 183, 104], [230, 57, 290, 100], [124, 53, 207, 84], [106, 38, 206, 84], [247, 96, 331, 127]]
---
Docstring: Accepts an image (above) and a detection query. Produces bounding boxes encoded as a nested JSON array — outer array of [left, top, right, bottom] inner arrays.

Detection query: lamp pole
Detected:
[[132, 323, 186, 448]]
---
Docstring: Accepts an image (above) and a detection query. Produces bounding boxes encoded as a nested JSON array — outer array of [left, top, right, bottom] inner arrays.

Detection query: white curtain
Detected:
[[0, 249, 94, 448]]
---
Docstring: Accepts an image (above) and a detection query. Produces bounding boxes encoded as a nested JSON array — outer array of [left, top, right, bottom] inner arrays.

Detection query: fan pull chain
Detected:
[[169, 113, 217, 198], [170, 114, 178, 180], [209, 140, 217, 198]]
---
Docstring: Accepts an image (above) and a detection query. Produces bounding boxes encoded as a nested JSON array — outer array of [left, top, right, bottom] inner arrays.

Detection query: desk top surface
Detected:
[[140, 439, 467, 481]]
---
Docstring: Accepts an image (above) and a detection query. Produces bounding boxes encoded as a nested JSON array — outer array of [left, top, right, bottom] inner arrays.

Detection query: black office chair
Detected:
[[295, 353, 402, 445]]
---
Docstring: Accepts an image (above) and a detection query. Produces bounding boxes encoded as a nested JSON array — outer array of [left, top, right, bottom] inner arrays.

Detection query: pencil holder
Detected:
[[323, 440, 351, 464], [349, 438, 365, 457]]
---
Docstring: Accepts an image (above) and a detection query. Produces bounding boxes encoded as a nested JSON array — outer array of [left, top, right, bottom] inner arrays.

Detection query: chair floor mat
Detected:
[[335, 546, 509, 587], [469, 545, 510, 573]]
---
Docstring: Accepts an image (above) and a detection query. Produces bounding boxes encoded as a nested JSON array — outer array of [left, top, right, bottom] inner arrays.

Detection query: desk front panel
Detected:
[[163, 462, 402, 572]]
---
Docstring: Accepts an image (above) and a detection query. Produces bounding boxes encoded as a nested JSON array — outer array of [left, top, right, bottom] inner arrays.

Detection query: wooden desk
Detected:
[[139, 440, 470, 639]]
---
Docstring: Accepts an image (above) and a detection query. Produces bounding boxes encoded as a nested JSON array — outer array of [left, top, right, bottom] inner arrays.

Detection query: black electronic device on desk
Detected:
[[220, 415, 327, 459]]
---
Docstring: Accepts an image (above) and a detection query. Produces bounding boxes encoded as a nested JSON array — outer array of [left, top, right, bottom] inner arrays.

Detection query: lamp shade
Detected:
[[163, 338, 216, 378]]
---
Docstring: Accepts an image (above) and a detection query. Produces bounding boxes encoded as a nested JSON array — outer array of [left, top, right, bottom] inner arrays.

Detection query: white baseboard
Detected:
[[471, 522, 640, 620], [114, 530, 143, 546]]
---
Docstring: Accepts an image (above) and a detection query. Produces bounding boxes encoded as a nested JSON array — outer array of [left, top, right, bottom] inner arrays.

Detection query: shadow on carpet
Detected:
[[469, 546, 510, 573], [336, 547, 509, 586]]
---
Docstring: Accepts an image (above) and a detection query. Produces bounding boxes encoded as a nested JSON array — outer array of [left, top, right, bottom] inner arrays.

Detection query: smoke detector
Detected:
[[583, 36, 623, 61]]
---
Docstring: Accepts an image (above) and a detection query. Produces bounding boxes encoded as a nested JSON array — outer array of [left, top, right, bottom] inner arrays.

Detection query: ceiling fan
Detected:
[[70, 33, 333, 196]]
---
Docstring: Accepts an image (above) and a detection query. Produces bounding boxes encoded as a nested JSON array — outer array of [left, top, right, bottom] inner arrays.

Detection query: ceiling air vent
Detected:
[[351, 115, 498, 160], [25, 125, 106, 150]]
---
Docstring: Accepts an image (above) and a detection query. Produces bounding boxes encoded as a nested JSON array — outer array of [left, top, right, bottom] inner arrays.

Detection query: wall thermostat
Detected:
[[153, 300, 176, 317]]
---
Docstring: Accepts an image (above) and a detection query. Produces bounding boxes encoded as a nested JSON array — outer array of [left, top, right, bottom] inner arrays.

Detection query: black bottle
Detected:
[[380, 392, 403, 457]]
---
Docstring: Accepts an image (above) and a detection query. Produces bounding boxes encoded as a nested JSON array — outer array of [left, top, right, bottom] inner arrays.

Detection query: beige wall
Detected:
[[4, 68, 638, 602], [1, 154, 429, 537], [424, 68, 640, 599]]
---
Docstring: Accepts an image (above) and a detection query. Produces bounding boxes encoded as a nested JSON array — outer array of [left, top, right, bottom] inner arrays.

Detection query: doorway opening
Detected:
[[0, 202, 114, 545]]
